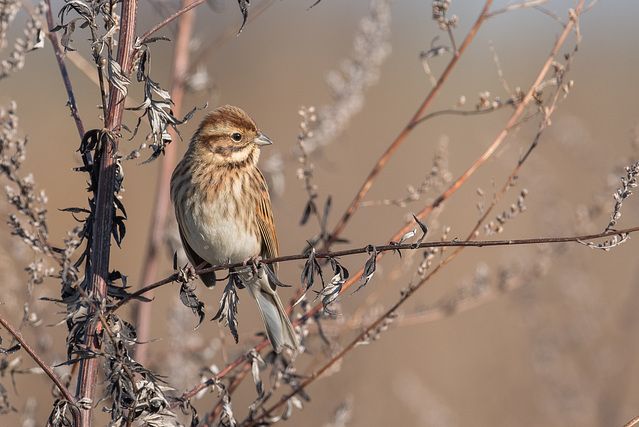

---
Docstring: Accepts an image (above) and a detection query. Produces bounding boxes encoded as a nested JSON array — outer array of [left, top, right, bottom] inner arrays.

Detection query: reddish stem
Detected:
[[133, 0, 197, 365], [43, 0, 85, 139]]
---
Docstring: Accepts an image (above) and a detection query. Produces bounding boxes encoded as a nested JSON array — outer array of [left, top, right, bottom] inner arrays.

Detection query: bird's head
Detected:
[[190, 105, 272, 166]]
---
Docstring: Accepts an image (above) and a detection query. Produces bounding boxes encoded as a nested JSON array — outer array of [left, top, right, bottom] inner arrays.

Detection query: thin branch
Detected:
[[133, 0, 197, 365], [486, 0, 549, 18], [0, 312, 78, 410], [113, 225, 637, 314], [137, 0, 206, 45], [43, 0, 85, 139], [326, 0, 494, 247], [624, 415, 639, 427], [411, 100, 515, 128]]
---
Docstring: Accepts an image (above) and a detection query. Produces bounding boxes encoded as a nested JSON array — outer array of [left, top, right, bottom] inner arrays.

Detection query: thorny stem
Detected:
[[137, 0, 206, 45], [133, 0, 197, 365], [43, 0, 85, 139], [175, 0, 585, 407], [0, 312, 80, 421], [326, 0, 494, 247], [75, 0, 139, 425]]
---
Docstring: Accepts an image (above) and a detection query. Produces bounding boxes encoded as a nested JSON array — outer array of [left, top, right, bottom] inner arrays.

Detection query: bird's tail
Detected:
[[245, 270, 299, 353]]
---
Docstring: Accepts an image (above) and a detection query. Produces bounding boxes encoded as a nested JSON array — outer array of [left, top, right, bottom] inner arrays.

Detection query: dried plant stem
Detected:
[[411, 102, 514, 127], [117, 224, 638, 315], [486, 0, 549, 18], [0, 312, 79, 418], [43, 0, 85, 139], [138, 0, 205, 44], [327, 0, 494, 246], [624, 415, 639, 427], [133, 0, 196, 366], [75, 0, 139, 425]]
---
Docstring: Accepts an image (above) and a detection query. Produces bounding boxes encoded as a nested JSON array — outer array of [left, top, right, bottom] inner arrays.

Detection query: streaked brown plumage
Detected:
[[170, 105, 298, 352]]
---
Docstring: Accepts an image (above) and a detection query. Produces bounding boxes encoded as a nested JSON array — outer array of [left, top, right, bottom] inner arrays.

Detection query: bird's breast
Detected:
[[180, 187, 260, 266]]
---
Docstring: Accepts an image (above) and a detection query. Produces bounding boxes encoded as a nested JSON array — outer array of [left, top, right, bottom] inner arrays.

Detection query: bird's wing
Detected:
[[177, 221, 217, 287], [255, 169, 279, 265]]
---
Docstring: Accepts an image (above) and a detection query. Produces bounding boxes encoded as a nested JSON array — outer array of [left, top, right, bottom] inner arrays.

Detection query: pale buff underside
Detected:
[[181, 189, 260, 266], [172, 159, 262, 265]]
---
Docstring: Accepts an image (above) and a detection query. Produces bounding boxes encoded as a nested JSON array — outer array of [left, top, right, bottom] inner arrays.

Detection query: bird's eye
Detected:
[[231, 132, 243, 142]]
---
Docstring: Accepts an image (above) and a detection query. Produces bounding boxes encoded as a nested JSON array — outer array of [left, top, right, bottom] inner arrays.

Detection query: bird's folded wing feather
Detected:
[[255, 170, 279, 268]]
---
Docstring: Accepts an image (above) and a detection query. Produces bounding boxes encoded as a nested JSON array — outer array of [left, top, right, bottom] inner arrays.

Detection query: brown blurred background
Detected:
[[1, 0, 639, 425]]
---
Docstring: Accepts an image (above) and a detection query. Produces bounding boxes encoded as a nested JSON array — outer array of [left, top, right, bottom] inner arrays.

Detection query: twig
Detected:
[[326, 0, 494, 247], [486, 0, 549, 18], [112, 225, 637, 313], [43, 0, 85, 139], [133, 0, 197, 365], [75, 0, 139, 425], [624, 415, 639, 427], [137, 0, 206, 45], [411, 101, 515, 128], [0, 312, 78, 413]]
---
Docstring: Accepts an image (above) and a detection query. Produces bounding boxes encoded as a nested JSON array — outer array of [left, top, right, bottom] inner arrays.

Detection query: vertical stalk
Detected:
[[75, 0, 138, 425], [133, 0, 196, 365]]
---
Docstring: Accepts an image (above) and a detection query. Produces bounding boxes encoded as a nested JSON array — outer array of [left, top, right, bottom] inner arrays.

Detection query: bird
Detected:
[[170, 105, 299, 353]]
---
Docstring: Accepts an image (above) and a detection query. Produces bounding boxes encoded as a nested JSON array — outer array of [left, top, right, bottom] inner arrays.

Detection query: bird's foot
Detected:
[[178, 262, 198, 283], [242, 255, 263, 275]]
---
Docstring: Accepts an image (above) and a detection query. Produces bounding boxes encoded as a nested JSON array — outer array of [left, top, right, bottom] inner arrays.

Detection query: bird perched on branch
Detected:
[[170, 105, 299, 352]]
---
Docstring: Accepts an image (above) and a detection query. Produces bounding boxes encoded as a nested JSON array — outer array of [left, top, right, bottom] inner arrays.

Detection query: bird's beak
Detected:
[[254, 132, 273, 147]]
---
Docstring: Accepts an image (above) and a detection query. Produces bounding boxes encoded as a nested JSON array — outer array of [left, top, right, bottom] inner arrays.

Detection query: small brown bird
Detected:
[[170, 105, 298, 352]]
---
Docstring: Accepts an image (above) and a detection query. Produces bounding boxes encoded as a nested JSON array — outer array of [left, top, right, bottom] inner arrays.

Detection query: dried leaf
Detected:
[[179, 282, 205, 328], [299, 199, 316, 226], [354, 245, 377, 293], [237, 0, 250, 33], [412, 213, 428, 246], [212, 276, 241, 343], [300, 246, 323, 292]]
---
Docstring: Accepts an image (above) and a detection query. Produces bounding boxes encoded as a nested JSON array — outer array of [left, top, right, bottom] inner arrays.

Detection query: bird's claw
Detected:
[[178, 262, 198, 283], [242, 255, 262, 275]]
